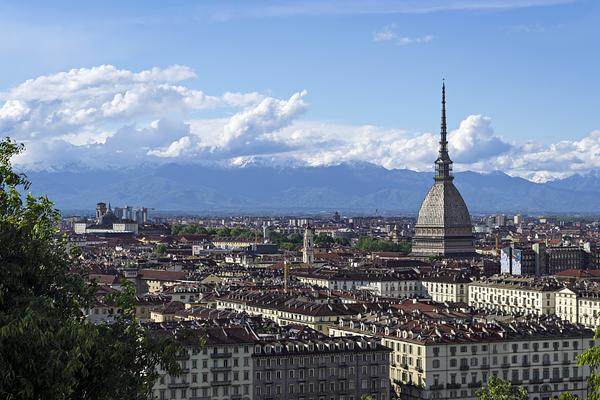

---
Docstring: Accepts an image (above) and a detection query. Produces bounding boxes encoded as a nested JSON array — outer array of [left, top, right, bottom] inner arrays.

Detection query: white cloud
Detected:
[[3, 64, 600, 183], [147, 136, 192, 158], [448, 114, 511, 163], [220, 90, 308, 149], [373, 25, 433, 45]]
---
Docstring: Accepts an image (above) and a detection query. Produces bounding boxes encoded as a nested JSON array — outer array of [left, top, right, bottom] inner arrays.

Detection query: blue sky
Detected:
[[0, 0, 599, 181]]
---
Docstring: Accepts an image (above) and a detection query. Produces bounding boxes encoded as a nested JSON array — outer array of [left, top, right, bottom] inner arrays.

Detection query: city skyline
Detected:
[[5, 3, 600, 400], [0, 0, 599, 182]]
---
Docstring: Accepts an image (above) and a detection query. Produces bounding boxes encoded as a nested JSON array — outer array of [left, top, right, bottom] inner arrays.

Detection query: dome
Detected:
[[416, 180, 472, 228], [410, 82, 475, 257]]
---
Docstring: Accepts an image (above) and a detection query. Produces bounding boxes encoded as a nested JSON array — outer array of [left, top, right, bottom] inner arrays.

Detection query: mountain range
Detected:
[[22, 163, 600, 215]]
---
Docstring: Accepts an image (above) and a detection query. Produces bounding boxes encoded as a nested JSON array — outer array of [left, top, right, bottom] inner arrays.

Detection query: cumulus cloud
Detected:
[[220, 90, 307, 149], [0, 64, 264, 145], [2, 64, 600, 182], [448, 114, 512, 163], [147, 136, 192, 158], [373, 25, 433, 45]]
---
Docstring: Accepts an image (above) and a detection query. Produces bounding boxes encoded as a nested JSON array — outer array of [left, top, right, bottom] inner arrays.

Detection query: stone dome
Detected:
[[416, 180, 472, 228]]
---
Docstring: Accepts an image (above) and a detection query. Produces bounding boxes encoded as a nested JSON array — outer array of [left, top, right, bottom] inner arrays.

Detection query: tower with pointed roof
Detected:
[[302, 223, 315, 265], [411, 82, 475, 258]]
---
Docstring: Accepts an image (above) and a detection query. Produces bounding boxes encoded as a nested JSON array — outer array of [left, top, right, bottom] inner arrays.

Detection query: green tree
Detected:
[[354, 236, 411, 253], [216, 227, 231, 237], [334, 237, 351, 246], [576, 325, 600, 400], [314, 233, 335, 246], [155, 243, 167, 254], [0, 138, 182, 399], [477, 376, 528, 400], [554, 393, 578, 400]]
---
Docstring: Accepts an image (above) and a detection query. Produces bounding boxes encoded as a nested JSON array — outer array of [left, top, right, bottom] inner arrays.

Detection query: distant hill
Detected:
[[22, 163, 600, 214]]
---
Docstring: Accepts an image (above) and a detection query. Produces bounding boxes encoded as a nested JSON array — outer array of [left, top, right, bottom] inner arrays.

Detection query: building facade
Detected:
[[330, 315, 595, 400], [153, 326, 257, 400], [468, 276, 560, 316], [253, 337, 391, 400]]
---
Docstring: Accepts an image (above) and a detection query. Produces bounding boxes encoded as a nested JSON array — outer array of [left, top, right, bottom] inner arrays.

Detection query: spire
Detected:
[[441, 80, 447, 148], [435, 80, 453, 181]]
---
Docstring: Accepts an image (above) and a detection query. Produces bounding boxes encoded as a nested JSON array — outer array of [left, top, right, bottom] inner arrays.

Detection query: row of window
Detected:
[[256, 365, 387, 380], [255, 378, 388, 395], [154, 384, 250, 400], [425, 341, 585, 361]]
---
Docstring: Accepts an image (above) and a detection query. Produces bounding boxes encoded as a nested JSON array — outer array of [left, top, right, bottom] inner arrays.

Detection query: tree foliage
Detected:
[[554, 393, 579, 400], [268, 229, 303, 251], [477, 376, 528, 400], [314, 232, 350, 247], [576, 325, 600, 400], [154, 243, 167, 254], [171, 223, 257, 240], [354, 236, 411, 253], [0, 138, 181, 399]]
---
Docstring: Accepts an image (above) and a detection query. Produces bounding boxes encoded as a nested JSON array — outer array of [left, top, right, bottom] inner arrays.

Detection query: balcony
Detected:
[[446, 383, 461, 389], [542, 360, 551, 366], [211, 352, 232, 359], [522, 362, 530, 367], [430, 384, 444, 391], [415, 367, 423, 373], [480, 364, 490, 370], [468, 382, 482, 389], [212, 380, 232, 386], [530, 379, 543, 384], [210, 366, 232, 372], [501, 363, 510, 369], [562, 360, 570, 365], [459, 365, 469, 371], [168, 382, 189, 389]]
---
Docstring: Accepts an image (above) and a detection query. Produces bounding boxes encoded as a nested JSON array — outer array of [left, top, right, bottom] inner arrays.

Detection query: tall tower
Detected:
[[302, 223, 315, 265], [95, 202, 107, 223], [411, 82, 475, 258], [283, 257, 290, 293]]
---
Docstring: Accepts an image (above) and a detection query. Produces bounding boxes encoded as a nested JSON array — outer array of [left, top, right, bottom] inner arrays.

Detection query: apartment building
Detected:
[[152, 325, 257, 400], [215, 290, 388, 334], [556, 285, 600, 328], [330, 314, 595, 400], [546, 246, 587, 275], [86, 286, 170, 323], [468, 275, 561, 316], [253, 337, 391, 400], [292, 269, 426, 298], [421, 270, 471, 303]]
